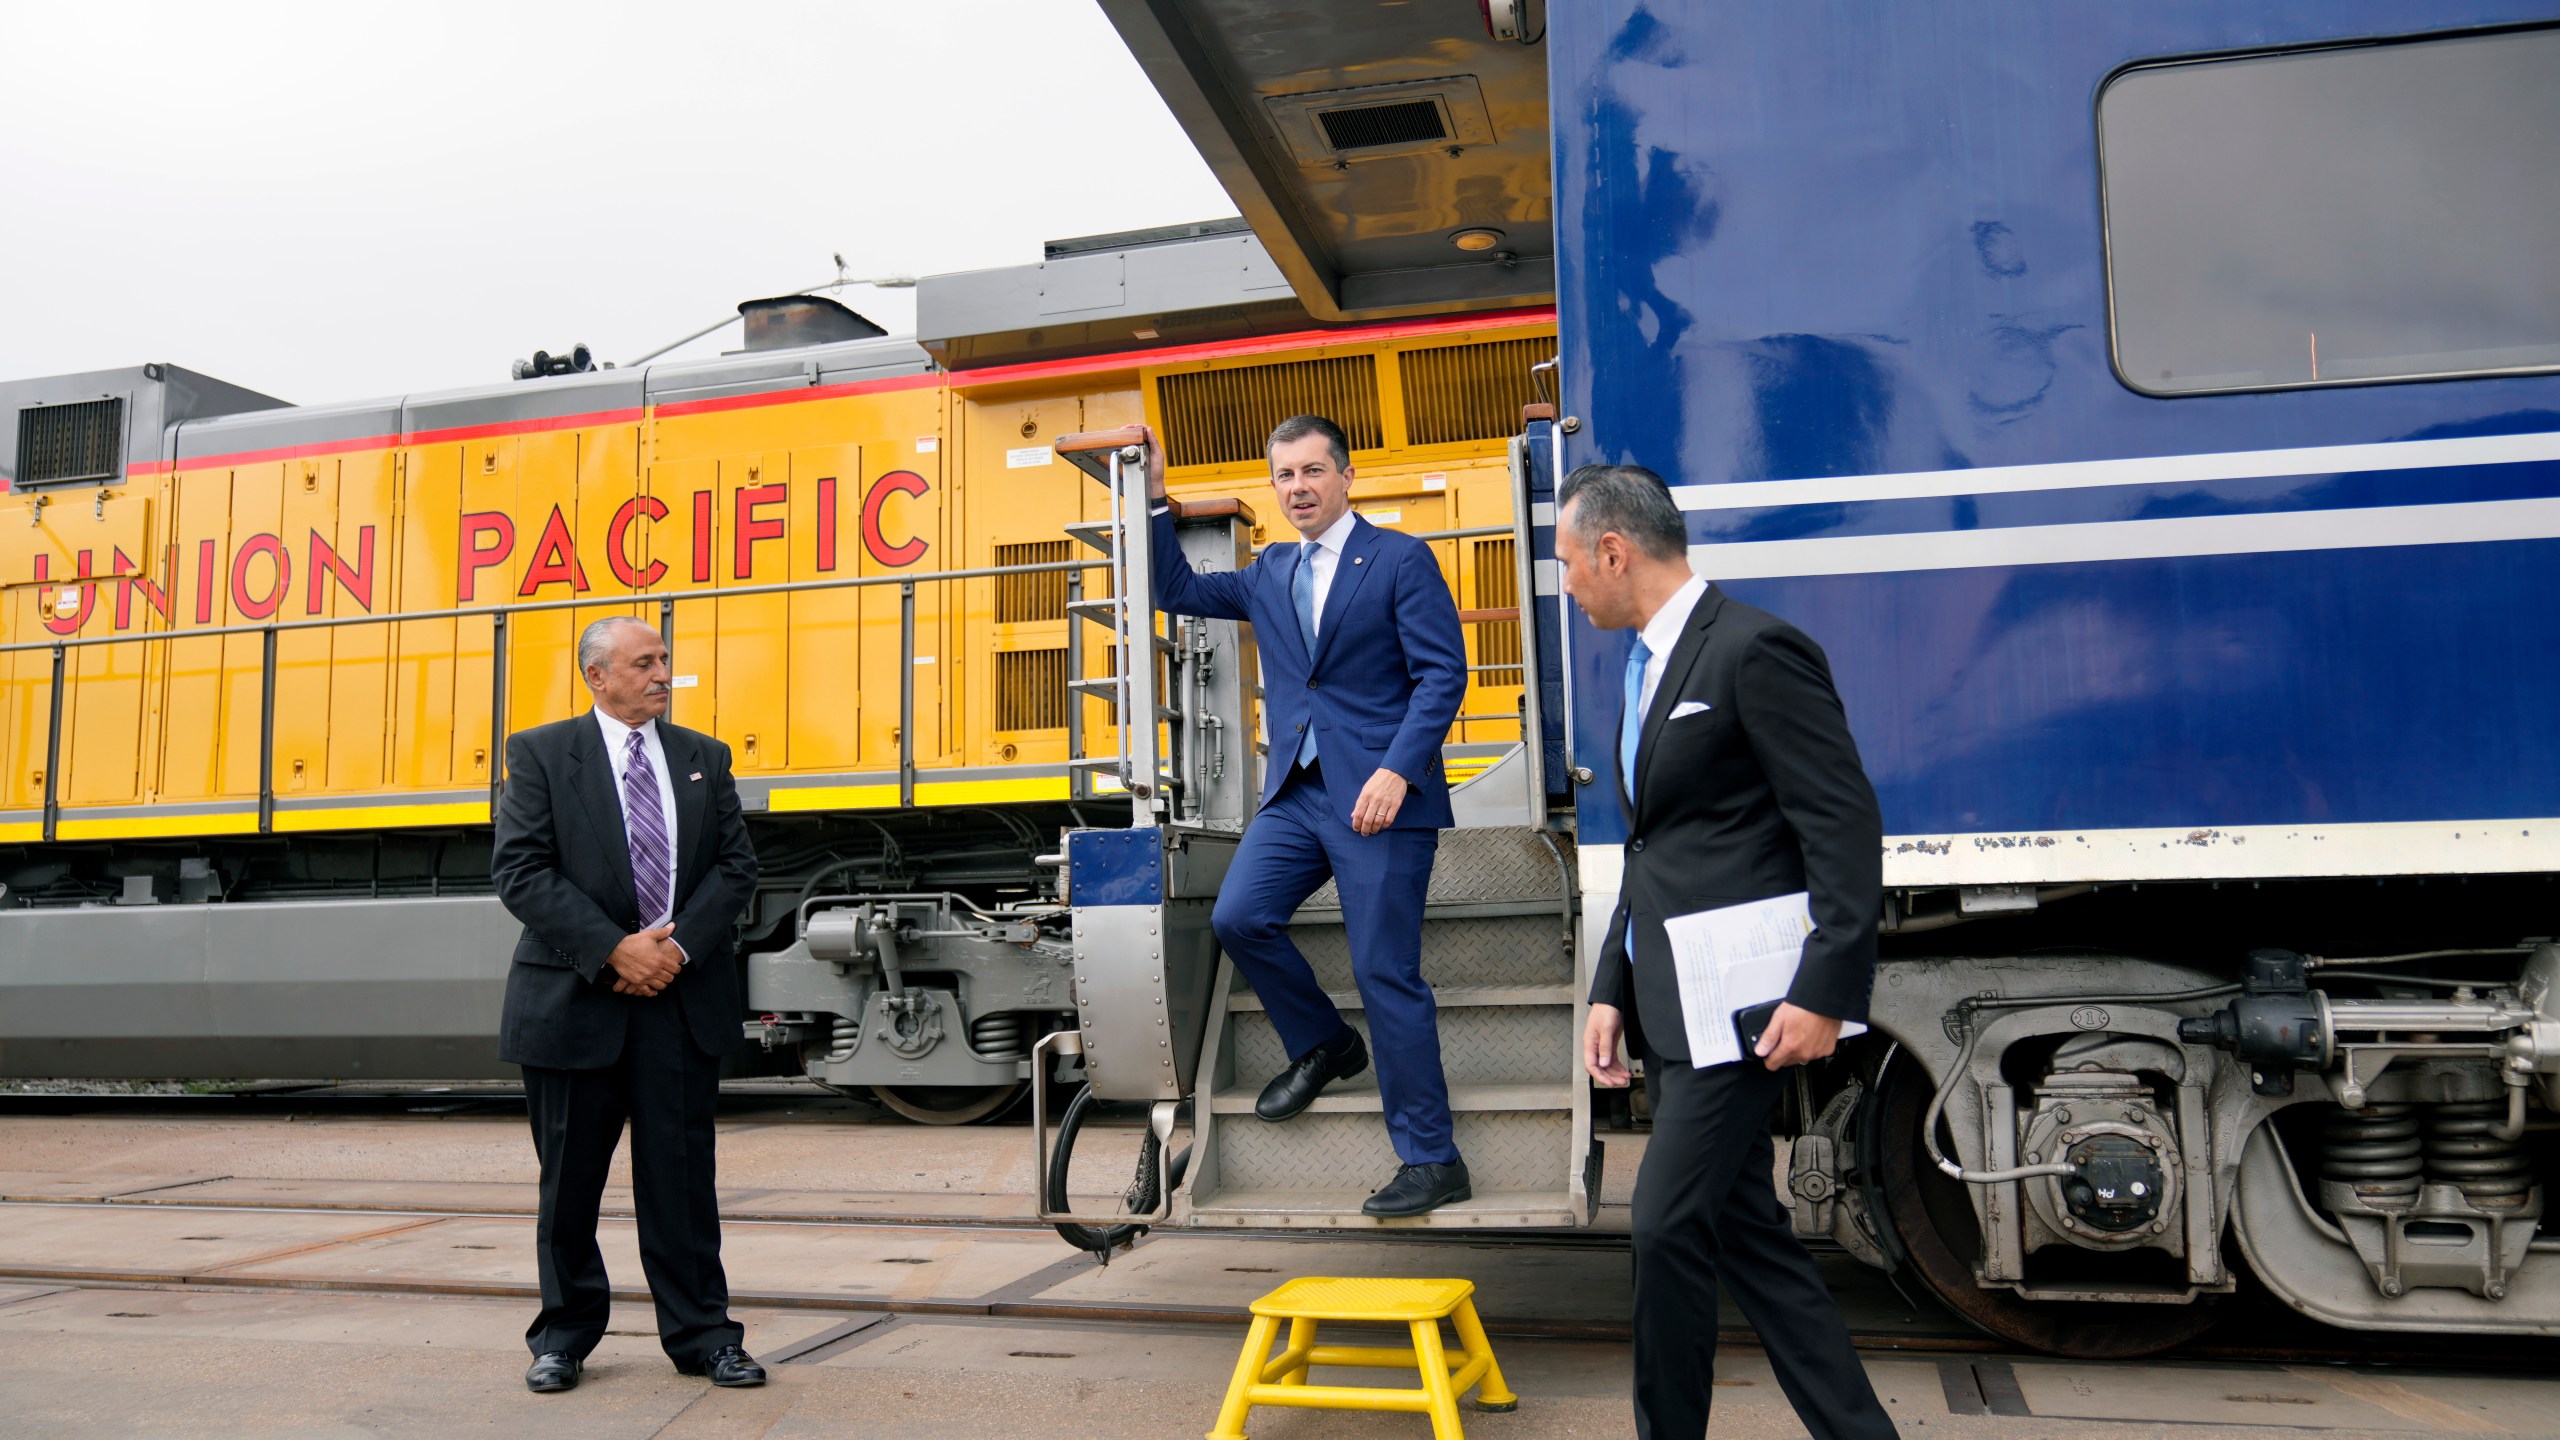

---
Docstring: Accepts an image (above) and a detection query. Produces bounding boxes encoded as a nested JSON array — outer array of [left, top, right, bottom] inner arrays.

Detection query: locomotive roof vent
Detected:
[[1318, 100, 1446, 152], [15, 397, 124, 487], [0, 364, 285, 490], [1265, 77, 1495, 164], [737, 294, 888, 353]]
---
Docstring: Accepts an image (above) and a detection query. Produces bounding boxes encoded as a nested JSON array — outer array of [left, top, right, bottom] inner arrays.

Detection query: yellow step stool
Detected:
[[1208, 1276, 1518, 1440]]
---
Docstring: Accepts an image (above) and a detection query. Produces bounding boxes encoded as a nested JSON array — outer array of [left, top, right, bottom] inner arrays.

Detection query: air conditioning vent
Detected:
[[1401, 337, 1550, 447], [17, 398, 123, 487], [994, 648, 1071, 731], [1317, 100, 1448, 152], [1266, 77, 1495, 165], [1156, 354, 1383, 469], [993, 541, 1072, 623]]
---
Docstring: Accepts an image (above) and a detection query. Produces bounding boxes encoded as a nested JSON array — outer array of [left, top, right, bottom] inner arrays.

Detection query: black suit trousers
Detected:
[[521, 993, 739, 1366], [1632, 1052, 1896, 1440]]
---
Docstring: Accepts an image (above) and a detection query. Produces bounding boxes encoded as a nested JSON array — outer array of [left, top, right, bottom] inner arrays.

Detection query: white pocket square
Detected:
[[1668, 701, 1712, 720]]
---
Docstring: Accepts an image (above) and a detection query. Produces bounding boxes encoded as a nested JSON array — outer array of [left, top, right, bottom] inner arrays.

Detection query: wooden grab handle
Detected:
[[1054, 426, 1150, 456]]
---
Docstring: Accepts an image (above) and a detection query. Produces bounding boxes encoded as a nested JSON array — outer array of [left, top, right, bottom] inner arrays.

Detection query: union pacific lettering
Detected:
[[36, 470, 931, 636]]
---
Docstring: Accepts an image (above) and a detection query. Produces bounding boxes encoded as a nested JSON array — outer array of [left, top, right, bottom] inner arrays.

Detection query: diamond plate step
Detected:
[[1181, 1188, 1578, 1230], [1205, 1081, 1571, 1115], [1300, 826, 1573, 910], [1223, 1000, 1573, 1090], [1208, 1108, 1572, 1194], [1278, 914, 1571, 992]]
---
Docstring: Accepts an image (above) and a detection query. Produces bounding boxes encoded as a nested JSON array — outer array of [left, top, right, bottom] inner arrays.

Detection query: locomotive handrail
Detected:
[[10, 522, 1525, 841], [0, 557, 1107, 655], [14, 554, 1101, 843]]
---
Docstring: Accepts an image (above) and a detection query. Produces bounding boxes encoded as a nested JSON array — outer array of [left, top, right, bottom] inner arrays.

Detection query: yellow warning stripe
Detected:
[[767, 775, 1074, 812], [273, 801, 492, 832]]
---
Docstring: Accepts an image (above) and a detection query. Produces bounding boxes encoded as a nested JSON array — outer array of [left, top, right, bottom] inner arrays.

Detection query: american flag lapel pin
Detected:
[[688, 771, 703, 782]]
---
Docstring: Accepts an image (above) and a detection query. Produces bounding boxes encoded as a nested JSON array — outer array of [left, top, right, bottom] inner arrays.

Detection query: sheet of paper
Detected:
[[1661, 892, 1865, 1068]]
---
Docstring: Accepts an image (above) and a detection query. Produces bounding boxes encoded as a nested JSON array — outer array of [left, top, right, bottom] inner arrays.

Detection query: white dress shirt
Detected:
[[1632, 572, 1709, 728], [593, 707, 680, 932], [1152, 503, 1360, 632], [1623, 572, 1708, 963], [1295, 506, 1360, 636]]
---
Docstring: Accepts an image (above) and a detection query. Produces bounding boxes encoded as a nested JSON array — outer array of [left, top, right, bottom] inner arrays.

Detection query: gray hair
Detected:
[[1558, 463, 1688, 562], [577, 615, 658, 674], [1266, 413, 1351, 470]]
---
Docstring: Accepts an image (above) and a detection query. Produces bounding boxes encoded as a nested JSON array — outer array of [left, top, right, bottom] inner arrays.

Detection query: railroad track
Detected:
[[2, 1189, 2548, 1374]]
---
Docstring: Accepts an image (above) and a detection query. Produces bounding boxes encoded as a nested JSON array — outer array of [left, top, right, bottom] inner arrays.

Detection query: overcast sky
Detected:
[[0, 1, 1235, 405]]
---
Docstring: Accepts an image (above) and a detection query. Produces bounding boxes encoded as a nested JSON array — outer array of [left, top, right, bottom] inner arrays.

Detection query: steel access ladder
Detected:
[[1037, 426, 1593, 1233]]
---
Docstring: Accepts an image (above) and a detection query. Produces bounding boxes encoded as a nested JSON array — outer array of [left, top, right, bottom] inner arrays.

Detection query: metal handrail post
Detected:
[[489, 612, 510, 816], [41, 644, 65, 842], [658, 595, 675, 649], [1065, 569, 1087, 802], [1112, 445, 1164, 817], [256, 627, 279, 834], [898, 580, 917, 808]]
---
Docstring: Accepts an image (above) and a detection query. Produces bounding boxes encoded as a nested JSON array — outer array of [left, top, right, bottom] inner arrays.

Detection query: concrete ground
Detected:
[[0, 1094, 2552, 1439]]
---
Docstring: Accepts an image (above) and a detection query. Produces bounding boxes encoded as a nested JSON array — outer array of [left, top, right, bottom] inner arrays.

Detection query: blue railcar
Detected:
[[1094, 0, 2560, 1355]]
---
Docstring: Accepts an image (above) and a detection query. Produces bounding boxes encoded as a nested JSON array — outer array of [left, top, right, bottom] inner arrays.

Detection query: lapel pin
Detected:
[[1352, 556, 1364, 565], [688, 772, 703, 782]]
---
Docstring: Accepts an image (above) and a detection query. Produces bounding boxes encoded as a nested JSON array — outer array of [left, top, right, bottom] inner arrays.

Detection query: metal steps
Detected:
[[1179, 826, 1590, 1230]]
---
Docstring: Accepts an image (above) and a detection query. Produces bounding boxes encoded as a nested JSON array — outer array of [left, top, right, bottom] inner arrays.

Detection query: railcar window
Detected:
[[2100, 26, 2560, 396]]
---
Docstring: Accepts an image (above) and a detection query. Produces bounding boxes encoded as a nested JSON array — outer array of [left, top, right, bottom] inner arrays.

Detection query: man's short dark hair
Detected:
[[1559, 463, 1688, 561], [1266, 414, 1351, 470]]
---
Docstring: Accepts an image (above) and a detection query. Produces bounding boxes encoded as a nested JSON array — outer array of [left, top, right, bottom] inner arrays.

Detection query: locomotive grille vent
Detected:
[[1157, 354, 1382, 468], [1316, 99, 1448, 153], [16, 398, 123, 487], [994, 647, 1070, 731], [1471, 537, 1522, 683], [993, 541, 1071, 623], [1401, 337, 1549, 447]]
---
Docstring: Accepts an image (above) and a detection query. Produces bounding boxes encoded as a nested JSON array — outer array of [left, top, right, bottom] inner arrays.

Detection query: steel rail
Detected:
[[3, 1191, 2550, 1369]]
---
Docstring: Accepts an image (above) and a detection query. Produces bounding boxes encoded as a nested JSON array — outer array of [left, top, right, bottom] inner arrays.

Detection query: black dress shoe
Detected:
[[1255, 1031, 1369, 1122], [1362, 1160, 1471, 1218], [678, 1344, 767, 1387], [525, 1351, 581, 1393]]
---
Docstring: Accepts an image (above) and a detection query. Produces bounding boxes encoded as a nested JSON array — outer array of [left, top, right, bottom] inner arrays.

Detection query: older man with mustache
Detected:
[[491, 615, 763, 1393]]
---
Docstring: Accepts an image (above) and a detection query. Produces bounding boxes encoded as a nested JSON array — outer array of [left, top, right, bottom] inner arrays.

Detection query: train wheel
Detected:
[[1872, 1055, 2222, 1359], [870, 1082, 1025, 1126]]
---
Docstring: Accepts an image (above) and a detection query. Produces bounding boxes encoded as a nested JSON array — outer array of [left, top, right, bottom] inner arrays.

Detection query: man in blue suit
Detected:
[[1140, 414, 1473, 1216]]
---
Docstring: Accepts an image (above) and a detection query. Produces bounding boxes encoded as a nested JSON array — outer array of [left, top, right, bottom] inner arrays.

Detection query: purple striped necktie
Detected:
[[623, 728, 672, 925]]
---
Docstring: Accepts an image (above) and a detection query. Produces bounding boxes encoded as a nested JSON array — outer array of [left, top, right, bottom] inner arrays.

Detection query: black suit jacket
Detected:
[[1589, 585, 1883, 1062], [492, 713, 758, 1068]]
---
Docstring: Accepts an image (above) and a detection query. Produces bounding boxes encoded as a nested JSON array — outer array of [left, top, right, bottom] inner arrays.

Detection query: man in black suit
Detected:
[[1557, 464, 1896, 1440], [492, 615, 764, 1393]]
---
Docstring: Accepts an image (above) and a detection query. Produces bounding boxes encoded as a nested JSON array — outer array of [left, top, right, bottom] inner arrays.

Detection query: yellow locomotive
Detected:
[[0, 220, 1554, 1116]]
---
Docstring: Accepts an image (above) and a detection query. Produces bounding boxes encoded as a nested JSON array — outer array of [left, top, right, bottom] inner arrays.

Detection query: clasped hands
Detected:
[[606, 924, 684, 996], [1581, 999, 1843, 1083]]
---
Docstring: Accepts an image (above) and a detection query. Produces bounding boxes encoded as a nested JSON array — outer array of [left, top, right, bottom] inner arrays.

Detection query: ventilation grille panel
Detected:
[[1471, 537, 1522, 683], [1401, 337, 1548, 447], [994, 648, 1070, 732], [993, 540, 1071, 623], [17, 398, 123, 487], [1317, 99, 1448, 152], [1157, 354, 1382, 469]]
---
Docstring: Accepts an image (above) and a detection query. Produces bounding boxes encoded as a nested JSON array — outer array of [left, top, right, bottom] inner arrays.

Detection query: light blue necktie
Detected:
[[1618, 636, 1651, 800], [1619, 635, 1651, 962], [1292, 545, 1320, 768]]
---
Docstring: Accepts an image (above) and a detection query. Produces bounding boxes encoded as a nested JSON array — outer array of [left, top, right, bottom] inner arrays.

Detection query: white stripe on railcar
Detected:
[[1669, 430, 2560, 513]]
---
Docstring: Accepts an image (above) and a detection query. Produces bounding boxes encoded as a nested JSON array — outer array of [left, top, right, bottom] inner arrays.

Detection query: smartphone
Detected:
[[1732, 999, 1785, 1060]]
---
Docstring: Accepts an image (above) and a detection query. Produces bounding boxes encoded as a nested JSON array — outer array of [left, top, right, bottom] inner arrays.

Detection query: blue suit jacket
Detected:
[[1151, 506, 1468, 830]]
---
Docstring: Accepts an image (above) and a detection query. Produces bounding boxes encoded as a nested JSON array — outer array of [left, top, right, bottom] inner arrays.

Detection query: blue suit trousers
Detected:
[[1209, 767, 1455, 1166]]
